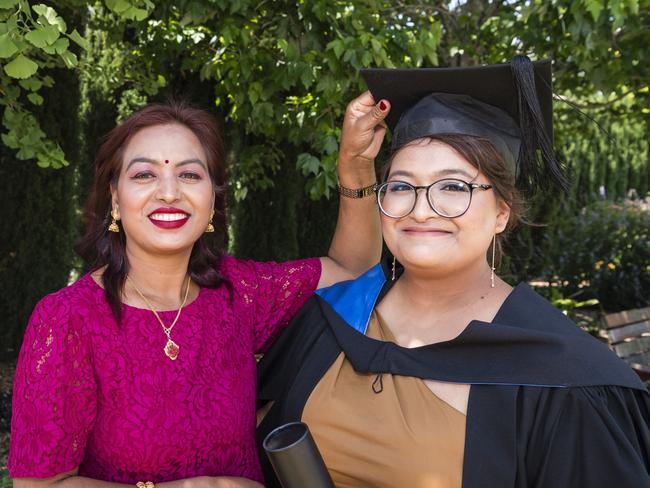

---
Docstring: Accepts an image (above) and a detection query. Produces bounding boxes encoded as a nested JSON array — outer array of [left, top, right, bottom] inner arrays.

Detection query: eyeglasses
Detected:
[[376, 178, 493, 219]]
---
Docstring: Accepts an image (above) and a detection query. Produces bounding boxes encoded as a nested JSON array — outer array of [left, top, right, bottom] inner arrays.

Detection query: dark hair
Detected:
[[76, 102, 230, 322], [381, 134, 526, 265]]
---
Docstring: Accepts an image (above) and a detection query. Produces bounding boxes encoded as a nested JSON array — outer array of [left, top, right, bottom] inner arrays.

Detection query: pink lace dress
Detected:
[[8, 256, 321, 483]]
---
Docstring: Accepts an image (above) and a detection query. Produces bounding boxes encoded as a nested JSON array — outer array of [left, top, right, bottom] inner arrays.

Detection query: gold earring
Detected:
[[391, 256, 396, 281], [108, 209, 120, 233], [205, 211, 215, 233], [490, 234, 497, 288]]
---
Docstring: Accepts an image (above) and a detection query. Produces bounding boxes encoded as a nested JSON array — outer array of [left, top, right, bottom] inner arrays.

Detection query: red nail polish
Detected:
[[379, 100, 387, 111]]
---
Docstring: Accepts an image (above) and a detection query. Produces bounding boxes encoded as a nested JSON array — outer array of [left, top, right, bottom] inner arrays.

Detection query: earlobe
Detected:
[[110, 183, 118, 210], [495, 202, 511, 233]]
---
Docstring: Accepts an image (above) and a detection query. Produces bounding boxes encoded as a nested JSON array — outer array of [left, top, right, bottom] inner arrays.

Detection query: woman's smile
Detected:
[[148, 207, 191, 229], [401, 225, 453, 237]]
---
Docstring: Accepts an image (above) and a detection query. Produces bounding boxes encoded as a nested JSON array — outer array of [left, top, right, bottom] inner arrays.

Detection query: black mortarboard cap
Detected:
[[361, 56, 568, 193]]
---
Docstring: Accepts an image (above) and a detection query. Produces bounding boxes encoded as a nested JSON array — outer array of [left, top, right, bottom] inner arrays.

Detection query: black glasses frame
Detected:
[[376, 178, 493, 219]]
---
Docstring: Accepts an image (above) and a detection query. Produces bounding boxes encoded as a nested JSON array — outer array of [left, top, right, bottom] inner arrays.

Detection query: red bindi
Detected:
[[165, 159, 170, 164]]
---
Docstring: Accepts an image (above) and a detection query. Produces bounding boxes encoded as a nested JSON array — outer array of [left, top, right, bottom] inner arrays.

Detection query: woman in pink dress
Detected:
[[8, 93, 389, 488]]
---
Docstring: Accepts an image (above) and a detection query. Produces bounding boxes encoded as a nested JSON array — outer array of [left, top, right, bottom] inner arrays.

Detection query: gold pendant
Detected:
[[164, 338, 179, 360]]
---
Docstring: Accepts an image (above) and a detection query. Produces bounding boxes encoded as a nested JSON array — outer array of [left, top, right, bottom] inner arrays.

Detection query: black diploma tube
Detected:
[[263, 421, 335, 488]]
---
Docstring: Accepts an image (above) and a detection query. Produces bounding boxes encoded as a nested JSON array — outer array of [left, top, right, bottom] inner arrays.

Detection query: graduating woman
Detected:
[[257, 57, 650, 488], [8, 93, 390, 488]]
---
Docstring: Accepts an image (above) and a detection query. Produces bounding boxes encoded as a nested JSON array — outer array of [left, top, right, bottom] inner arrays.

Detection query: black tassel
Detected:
[[511, 55, 569, 194]]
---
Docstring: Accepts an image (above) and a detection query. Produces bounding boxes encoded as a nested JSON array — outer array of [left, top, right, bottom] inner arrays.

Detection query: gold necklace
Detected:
[[127, 274, 191, 361]]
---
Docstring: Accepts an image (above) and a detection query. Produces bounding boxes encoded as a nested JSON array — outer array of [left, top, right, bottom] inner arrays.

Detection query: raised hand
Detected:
[[339, 91, 391, 166]]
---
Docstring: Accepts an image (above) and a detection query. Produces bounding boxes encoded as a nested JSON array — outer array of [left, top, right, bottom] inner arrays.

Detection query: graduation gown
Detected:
[[256, 262, 650, 488]]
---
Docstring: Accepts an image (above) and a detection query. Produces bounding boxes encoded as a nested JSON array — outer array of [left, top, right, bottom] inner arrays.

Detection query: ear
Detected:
[[495, 198, 510, 234], [110, 182, 119, 216]]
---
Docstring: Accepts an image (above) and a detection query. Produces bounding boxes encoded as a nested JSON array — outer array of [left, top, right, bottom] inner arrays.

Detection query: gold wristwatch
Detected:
[[337, 182, 377, 198]]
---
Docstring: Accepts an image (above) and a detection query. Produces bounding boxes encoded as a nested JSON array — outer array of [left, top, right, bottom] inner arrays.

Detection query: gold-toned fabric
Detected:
[[302, 311, 467, 488]]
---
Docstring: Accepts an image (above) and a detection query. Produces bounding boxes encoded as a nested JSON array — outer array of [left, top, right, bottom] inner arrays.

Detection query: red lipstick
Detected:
[[148, 207, 190, 229]]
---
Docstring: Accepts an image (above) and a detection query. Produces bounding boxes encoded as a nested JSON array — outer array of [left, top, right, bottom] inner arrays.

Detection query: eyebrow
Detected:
[[126, 157, 207, 171], [389, 168, 477, 180]]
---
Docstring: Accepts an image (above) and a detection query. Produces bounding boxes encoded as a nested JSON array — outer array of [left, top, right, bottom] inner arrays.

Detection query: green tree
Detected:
[[0, 62, 79, 358], [2, 0, 650, 354]]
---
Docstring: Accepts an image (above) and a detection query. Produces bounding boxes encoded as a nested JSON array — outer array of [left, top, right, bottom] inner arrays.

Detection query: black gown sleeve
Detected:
[[519, 385, 650, 488], [257, 297, 322, 405], [256, 297, 336, 488]]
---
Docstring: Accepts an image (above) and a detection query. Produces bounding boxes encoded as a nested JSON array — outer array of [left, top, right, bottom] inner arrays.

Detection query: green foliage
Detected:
[[0, 160, 77, 356], [0, 475, 11, 488], [0, 6, 81, 355], [546, 287, 601, 336], [541, 200, 650, 313], [4, 0, 650, 194], [0, 0, 156, 169], [556, 95, 650, 204], [105, 0, 153, 21], [0, 431, 9, 488], [1, 0, 649, 337], [0, 1, 87, 168], [178, 1, 442, 200], [447, 0, 650, 103], [4, 53, 37, 77]]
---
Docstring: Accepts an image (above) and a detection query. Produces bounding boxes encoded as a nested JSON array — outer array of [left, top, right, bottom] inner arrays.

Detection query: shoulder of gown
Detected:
[[516, 384, 650, 487]]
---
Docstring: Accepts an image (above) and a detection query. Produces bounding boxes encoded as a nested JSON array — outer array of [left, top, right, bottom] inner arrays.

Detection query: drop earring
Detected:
[[490, 234, 496, 288], [391, 256, 396, 281], [205, 210, 215, 233], [108, 209, 120, 233]]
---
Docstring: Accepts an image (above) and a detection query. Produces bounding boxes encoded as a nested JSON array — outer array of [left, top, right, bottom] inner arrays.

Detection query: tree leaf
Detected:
[[105, 0, 131, 14], [53, 15, 66, 33], [32, 4, 66, 31], [128, 6, 149, 21], [68, 29, 89, 50], [3, 54, 38, 78], [52, 36, 69, 54], [296, 153, 321, 175], [27, 92, 43, 105], [327, 39, 344, 58], [323, 135, 338, 155], [1, 132, 18, 148], [25, 25, 60, 49], [0, 32, 18, 58], [16, 145, 36, 159], [583, 0, 604, 22], [59, 50, 77, 68], [0, 0, 18, 8], [19, 78, 42, 91], [41, 43, 56, 54], [300, 66, 312, 88], [25, 25, 60, 48], [24, 29, 48, 48]]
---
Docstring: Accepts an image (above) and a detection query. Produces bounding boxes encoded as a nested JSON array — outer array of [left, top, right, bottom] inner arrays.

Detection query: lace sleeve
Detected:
[[225, 256, 321, 353], [8, 291, 97, 478]]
